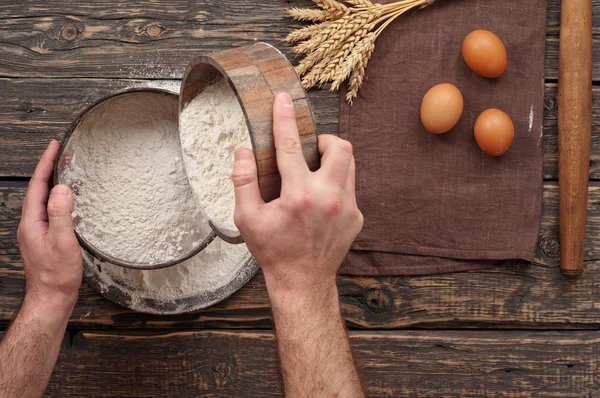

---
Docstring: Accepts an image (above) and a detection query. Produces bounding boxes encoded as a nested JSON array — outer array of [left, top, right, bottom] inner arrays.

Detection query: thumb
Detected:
[[47, 184, 75, 240], [232, 149, 264, 218]]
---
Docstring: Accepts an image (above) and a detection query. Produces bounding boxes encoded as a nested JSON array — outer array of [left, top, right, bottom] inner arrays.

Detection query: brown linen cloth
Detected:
[[339, 0, 546, 275]]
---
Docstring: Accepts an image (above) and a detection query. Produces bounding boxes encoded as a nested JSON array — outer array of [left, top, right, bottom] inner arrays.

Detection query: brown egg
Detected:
[[420, 83, 464, 134], [462, 30, 507, 78], [474, 109, 514, 156]]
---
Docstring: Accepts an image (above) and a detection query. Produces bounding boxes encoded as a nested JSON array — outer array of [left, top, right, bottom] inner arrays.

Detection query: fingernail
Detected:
[[235, 149, 253, 161], [51, 185, 70, 195], [277, 92, 293, 107]]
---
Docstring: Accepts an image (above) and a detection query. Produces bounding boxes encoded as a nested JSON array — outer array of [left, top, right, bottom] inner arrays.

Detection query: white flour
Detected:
[[179, 78, 252, 236], [60, 92, 206, 266], [84, 238, 252, 313], [60, 88, 255, 311]]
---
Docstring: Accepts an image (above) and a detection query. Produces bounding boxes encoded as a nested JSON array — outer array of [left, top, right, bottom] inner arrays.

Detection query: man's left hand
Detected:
[[17, 140, 82, 308]]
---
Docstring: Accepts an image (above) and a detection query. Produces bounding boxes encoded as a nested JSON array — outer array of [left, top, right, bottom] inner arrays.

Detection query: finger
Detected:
[[47, 184, 75, 241], [272, 92, 308, 191], [232, 149, 265, 218], [317, 134, 339, 157], [22, 140, 60, 225], [346, 155, 357, 199], [317, 135, 353, 186]]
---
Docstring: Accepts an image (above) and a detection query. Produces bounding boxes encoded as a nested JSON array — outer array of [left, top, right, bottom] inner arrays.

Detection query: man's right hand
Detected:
[[232, 92, 365, 397], [232, 92, 363, 293]]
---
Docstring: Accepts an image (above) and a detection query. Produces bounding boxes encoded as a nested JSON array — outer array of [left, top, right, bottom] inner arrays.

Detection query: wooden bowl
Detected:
[[180, 42, 320, 243]]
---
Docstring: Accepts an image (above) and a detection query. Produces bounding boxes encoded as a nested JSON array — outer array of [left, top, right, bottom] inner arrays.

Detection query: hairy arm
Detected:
[[0, 140, 82, 398], [233, 92, 364, 397], [0, 295, 74, 397], [268, 283, 363, 397]]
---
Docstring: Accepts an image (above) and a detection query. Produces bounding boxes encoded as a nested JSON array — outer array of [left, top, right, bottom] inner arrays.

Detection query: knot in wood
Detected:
[[60, 24, 79, 41], [143, 23, 167, 38], [544, 93, 557, 112], [364, 288, 391, 314], [539, 235, 560, 259], [19, 101, 43, 120]]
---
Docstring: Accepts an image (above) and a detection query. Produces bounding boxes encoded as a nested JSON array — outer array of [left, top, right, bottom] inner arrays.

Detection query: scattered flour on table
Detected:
[[84, 238, 251, 312], [122, 80, 180, 94], [179, 78, 252, 235], [60, 92, 206, 265]]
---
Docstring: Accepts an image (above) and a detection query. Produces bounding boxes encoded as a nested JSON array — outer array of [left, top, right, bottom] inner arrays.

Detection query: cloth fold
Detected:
[[339, 0, 547, 275]]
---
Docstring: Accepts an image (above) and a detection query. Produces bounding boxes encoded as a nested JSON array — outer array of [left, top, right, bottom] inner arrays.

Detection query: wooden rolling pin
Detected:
[[558, 0, 592, 277]]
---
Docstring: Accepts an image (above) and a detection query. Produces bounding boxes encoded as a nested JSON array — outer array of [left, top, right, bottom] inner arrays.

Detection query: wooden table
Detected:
[[0, 1, 599, 396]]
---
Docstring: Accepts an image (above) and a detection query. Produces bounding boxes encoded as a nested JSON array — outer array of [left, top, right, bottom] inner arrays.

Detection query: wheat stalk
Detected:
[[331, 32, 376, 91], [286, 8, 329, 22], [345, 35, 376, 103], [319, 18, 378, 85], [313, 0, 349, 13], [345, 0, 375, 7], [285, 22, 329, 44], [285, 0, 436, 104]]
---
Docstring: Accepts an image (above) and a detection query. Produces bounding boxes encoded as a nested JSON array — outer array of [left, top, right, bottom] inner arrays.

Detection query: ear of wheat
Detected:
[[285, 0, 435, 104]]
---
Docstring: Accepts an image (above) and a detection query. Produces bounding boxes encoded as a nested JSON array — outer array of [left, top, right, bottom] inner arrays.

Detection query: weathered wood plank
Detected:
[[1, 79, 597, 179], [37, 330, 600, 397], [0, 0, 595, 80], [0, 0, 572, 31], [0, 78, 338, 177], [3, 181, 600, 329]]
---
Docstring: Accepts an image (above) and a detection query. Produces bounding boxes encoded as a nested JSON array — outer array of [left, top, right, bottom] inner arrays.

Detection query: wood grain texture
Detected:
[[558, 0, 593, 276], [0, 0, 596, 80], [2, 79, 599, 179], [0, 78, 337, 177], [0, 1, 598, 395], [37, 330, 600, 397], [3, 181, 600, 329]]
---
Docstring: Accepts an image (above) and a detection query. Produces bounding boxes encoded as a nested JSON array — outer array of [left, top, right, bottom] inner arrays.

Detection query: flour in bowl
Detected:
[[84, 237, 254, 314], [179, 78, 252, 236], [60, 92, 207, 266]]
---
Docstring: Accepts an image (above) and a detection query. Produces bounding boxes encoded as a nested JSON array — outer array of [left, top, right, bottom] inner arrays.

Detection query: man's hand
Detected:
[[233, 92, 363, 293], [17, 139, 82, 306], [233, 92, 365, 398], [1, 140, 82, 398]]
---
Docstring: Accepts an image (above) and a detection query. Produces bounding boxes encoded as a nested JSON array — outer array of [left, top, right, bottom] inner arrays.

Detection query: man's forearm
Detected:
[[267, 277, 364, 398], [0, 293, 74, 398]]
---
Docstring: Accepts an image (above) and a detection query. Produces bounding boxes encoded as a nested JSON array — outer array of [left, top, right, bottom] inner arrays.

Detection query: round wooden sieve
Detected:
[[179, 42, 320, 243]]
